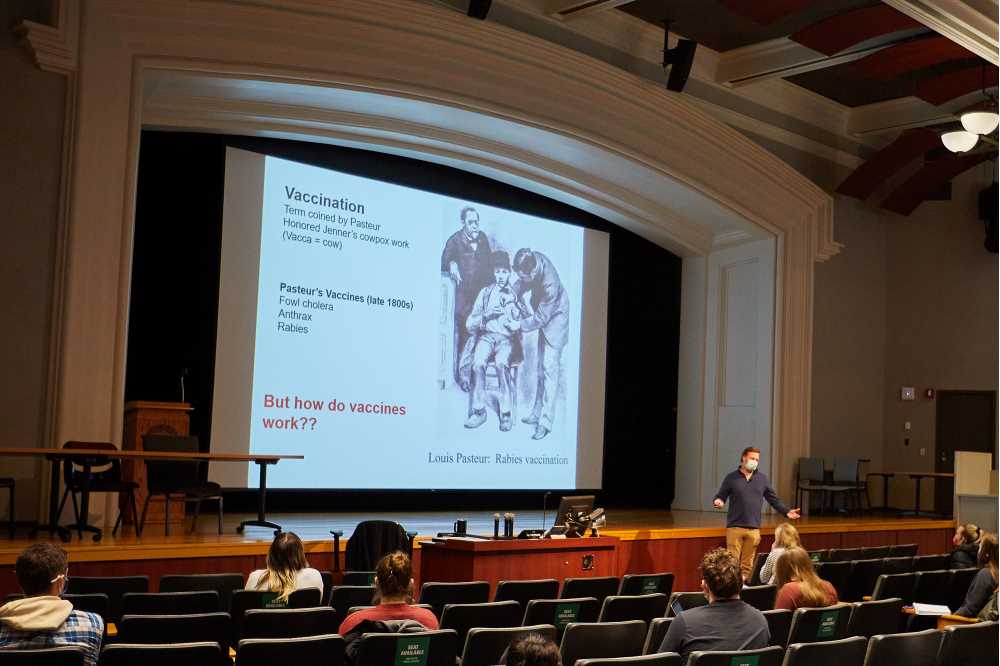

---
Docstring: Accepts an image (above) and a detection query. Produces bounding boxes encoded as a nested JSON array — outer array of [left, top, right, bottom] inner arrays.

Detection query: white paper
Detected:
[[913, 603, 952, 616]]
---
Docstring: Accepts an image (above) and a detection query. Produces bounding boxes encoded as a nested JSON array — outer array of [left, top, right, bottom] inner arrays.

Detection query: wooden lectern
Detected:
[[123, 401, 192, 531]]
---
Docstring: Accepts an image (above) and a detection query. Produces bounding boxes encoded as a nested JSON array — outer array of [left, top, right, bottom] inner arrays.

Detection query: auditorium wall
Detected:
[[0, 1, 66, 521]]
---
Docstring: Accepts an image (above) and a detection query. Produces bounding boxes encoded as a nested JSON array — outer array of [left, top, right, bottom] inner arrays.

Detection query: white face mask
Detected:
[[744, 459, 759, 472]]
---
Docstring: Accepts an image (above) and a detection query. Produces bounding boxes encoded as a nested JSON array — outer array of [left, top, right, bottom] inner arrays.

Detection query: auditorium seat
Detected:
[[242, 607, 338, 639], [786, 604, 852, 644], [912, 554, 949, 571], [230, 588, 322, 645], [460, 624, 556, 666], [0, 477, 13, 539], [559, 620, 647, 665], [815, 562, 852, 599], [346, 603, 435, 615], [872, 573, 916, 604], [860, 545, 891, 560], [666, 592, 708, 617], [912, 570, 951, 606], [862, 628, 941, 666], [888, 544, 918, 557], [341, 570, 376, 586], [642, 617, 672, 654], [749, 552, 768, 585], [0, 646, 85, 665], [948, 567, 978, 611], [827, 547, 863, 563], [598, 594, 669, 625], [619, 573, 675, 597], [120, 591, 219, 616], [419, 581, 490, 617], [100, 642, 225, 666], [936, 621, 999, 665], [237, 634, 345, 666], [523, 597, 600, 639], [881, 556, 914, 575], [784, 635, 868, 666], [846, 559, 884, 602], [495, 579, 560, 612], [562, 576, 621, 605], [739, 584, 777, 611], [158, 573, 244, 612], [577, 655, 682, 665], [66, 575, 148, 624], [762, 608, 792, 647], [439, 600, 522, 646], [847, 598, 904, 638], [117, 612, 232, 651], [686, 646, 784, 666], [354, 630, 457, 666], [329, 584, 375, 620], [62, 594, 111, 626], [807, 549, 829, 564]]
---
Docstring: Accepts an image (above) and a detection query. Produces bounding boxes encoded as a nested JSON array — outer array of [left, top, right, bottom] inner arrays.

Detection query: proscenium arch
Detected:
[[42, 0, 834, 503]]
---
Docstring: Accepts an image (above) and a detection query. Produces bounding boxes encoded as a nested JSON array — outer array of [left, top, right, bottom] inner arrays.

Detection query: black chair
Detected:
[[56, 441, 140, 541], [99, 642, 225, 666], [419, 580, 490, 617], [523, 597, 600, 639], [763, 608, 792, 647], [559, 620, 647, 665], [117, 612, 232, 651], [912, 570, 951, 606], [687, 646, 784, 666], [936, 621, 999, 665], [236, 634, 346, 666], [598, 594, 669, 625], [785, 635, 868, 666], [888, 544, 918, 557], [355, 630, 457, 666], [495, 579, 560, 613], [62, 593, 111, 624], [862, 628, 941, 666], [827, 547, 863, 563], [330, 584, 375, 620], [816, 561, 852, 598], [643, 617, 672, 654], [846, 559, 884, 602], [66, 575, 148, 624], [847, 598, 904, 638], [808, 549, 829, 564], [158, 573, 244, 612], [343, 520, 415, 570], [319, 571, 334, 606], [346, 603, 435, 615], [242, 606, 338, 638], [577, 656, 682, 665], [666, 592, 708, 617], [749, 552, 768, 585], [439, 600, 522, 646], [0, 477, 13, 539], [0, 646, 85, 665], [881, 556, 913, 575], [860, 546, 891, 560], [562, 576, 621, 605], [819, 459, 866, 514], [120, 591, 219, 615], [341, 570, 376, 586], [139, 434, 223, 536], [740, 584, 777, 611], [787, 604, 852, 644], [619, 573, 674, 597], [913, 554, 949, 571], [230, 588, 322, 645], [872, 573, 916, 604], [460, 624, 556, 666], [948, 568, 978, 612], [796, 457, 827, 512]]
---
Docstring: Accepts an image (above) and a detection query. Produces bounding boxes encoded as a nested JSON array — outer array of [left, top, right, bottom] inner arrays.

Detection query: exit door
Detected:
[[935, 390, 997, 517]]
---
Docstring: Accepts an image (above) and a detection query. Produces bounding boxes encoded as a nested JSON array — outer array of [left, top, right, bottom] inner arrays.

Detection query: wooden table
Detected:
[[0, 447, 303, 540], [419, 536, 619, 597]]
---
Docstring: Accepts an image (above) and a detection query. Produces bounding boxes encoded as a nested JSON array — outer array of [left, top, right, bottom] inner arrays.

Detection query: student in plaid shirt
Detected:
[[0, 543, 103, 666]]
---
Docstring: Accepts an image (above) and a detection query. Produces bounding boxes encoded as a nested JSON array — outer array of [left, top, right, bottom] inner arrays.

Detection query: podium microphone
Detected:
[[541, 491, 552, 529]]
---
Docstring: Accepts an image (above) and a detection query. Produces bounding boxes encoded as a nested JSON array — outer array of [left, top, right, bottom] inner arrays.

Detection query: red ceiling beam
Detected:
[[914, 65, 999, 105], [853, 35, 976, 80], [837, 128, 942, 200], [881, 152, 991, 215], [718, 0, 816, 25], [791, 5, 921, 56]]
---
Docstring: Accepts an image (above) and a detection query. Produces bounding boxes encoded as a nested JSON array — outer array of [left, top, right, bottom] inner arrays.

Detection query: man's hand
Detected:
[[786, 508, 801, 520], [449, 261, 462, 286], [487, 303, 504, 319], [713, 499, 724, 509]]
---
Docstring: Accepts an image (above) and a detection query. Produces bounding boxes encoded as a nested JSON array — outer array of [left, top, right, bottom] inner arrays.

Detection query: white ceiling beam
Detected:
[[544, 0, 632, 20], [846, 89, 994, 137], [883, 0, 999, 65]]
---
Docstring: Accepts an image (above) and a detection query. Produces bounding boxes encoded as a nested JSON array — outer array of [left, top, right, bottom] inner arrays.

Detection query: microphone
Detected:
[[180, 367, 189, 403], [542, 491, 552, 530]]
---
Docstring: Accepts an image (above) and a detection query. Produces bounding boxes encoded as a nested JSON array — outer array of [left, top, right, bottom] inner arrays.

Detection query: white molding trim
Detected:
[[545, 0, 631, 19], [847, 91, 993, 137], [15, 0, 80, 75], [716, 37, 896, 88], [884, 0, 999, 65]]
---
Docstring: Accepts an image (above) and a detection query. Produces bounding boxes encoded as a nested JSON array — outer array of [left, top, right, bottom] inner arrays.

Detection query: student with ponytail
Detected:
[[246, 531, 323, 603], [337, 551, 438, 635]]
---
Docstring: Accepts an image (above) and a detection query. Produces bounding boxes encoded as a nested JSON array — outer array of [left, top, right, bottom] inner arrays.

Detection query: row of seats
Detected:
[[870, 569, 978, 610], [810, 555, 969, 604], [7, 617, 995, 666]]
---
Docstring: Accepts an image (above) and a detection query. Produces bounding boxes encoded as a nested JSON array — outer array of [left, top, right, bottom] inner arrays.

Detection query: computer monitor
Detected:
[[553, 495, 595, 525]]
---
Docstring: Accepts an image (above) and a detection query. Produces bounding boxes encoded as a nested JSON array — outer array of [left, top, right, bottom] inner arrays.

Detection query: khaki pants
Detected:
[[726, 527, 761, 581]]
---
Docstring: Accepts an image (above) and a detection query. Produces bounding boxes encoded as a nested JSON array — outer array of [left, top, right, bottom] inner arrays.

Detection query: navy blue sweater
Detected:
[[714, 469, 790, 529]]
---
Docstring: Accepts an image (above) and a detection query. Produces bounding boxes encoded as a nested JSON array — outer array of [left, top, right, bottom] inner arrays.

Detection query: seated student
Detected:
[[0, 544, 103, 666], [659, 548, 769, 662], [956, 533, 998, 618], [337, 551, 439, 635], [949, 523, 982, 570], [504, 632, 561, 666], [759, 522, 801, 585], [773, 547, 838, 610], [246, 531, 323, 603]]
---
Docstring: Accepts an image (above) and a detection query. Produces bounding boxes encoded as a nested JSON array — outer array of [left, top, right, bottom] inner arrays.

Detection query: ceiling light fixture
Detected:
[[941, 130, 979, 153], [961, 110, 1000, 135]]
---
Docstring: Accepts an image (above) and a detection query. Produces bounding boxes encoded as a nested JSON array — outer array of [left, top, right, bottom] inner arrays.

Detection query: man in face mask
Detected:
[[713, 447, 800, 582]]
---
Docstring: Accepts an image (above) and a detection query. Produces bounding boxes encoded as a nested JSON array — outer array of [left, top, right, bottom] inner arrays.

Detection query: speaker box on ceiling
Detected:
[[467, 0, 492, 19], [664, 39, 697, 93]]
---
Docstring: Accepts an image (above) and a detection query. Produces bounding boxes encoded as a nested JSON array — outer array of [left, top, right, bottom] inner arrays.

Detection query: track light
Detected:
[[467, 0, 491, 19]]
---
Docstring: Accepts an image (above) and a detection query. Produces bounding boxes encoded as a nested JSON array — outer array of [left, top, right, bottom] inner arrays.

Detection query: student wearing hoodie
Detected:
[[0, 543, 103, 666]]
